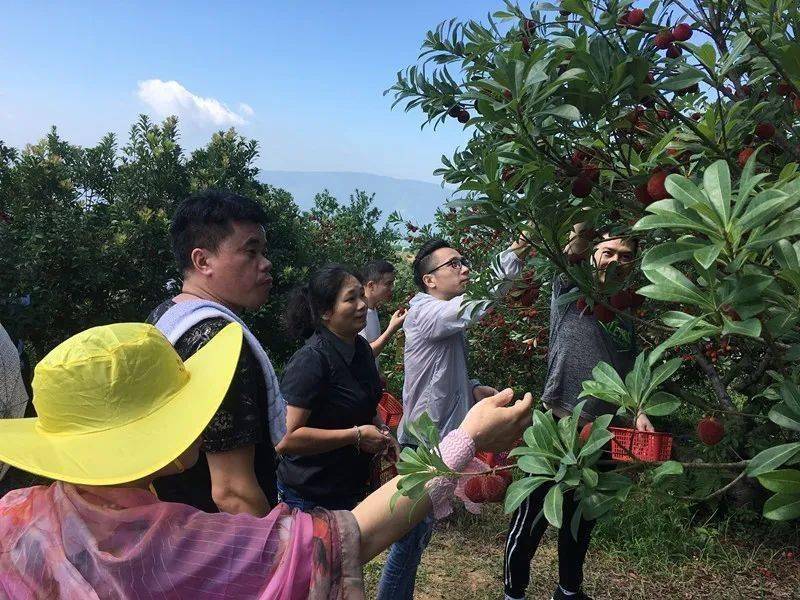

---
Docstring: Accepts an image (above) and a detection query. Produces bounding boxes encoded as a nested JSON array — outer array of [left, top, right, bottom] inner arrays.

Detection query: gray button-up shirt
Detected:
[[398, 250, 522, 444]]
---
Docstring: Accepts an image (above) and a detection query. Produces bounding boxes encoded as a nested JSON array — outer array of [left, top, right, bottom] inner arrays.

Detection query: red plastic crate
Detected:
[[377, 392, 403, 429], [609, 427, 673, 462]]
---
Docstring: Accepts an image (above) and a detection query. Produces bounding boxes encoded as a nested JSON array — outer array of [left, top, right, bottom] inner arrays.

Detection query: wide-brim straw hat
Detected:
[[0, 322, 242, 486]]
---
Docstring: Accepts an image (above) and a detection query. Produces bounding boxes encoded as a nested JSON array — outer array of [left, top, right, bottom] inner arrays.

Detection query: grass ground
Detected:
[[362, 496, 800, 599]]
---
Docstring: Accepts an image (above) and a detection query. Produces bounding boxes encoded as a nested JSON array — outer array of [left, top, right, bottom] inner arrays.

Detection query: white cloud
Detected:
[[137, 79, 251, 126]]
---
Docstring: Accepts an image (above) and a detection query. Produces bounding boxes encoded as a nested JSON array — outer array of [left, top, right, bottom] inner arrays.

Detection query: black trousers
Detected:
[[503, 480, 597, 597]]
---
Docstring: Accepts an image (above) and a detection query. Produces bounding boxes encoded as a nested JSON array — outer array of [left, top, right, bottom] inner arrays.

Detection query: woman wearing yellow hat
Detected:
[[0, 322, 531, 599]]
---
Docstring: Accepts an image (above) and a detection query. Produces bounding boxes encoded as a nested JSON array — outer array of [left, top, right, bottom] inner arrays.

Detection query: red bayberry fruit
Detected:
[[629, 290, 645, 309], [656, 109, 670, 120], [581, 164, 600, 182], [503, 89, 512, 100], [594, 304, 615, 323], [497, 469, 514, 485], [738, 147, 755, 168], [579, 422, 593, 445], [523, 18, 536, 33], [576, 296, 589, 311], [777, 81, 793, 96], [647, 170, 670, 201], [672, 23, 692, 41], [653, 30, 674, 49], [571, 149, 587, 167], [457, 110, 470, 124], [448, 105, 462, 118], [692, 112, 702, 121], [697, 416, 725, 446], [464, 477, 486, 503], [610, 290, 633, 310], [482, 474, 508, 503], [666, 44, 682, 59], [626, 8, 645, 26], [794, 96, 800, 113], [522, 36, 530, 53], [518, 285, 540, 306], [755, 122, 775, 139], [635, 184, 653, 205], [572, 176, 593, 198]]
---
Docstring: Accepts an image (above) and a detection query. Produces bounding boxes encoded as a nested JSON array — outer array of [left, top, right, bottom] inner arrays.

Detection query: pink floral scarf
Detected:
[[0, 482, 364, 599]]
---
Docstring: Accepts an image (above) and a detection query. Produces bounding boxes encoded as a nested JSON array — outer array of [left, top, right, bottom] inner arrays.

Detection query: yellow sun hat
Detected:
[[0, 321, 243, 486]]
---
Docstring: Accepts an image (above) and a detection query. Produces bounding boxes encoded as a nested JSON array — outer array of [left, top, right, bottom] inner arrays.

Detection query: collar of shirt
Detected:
[[318, 326, 356, 364]]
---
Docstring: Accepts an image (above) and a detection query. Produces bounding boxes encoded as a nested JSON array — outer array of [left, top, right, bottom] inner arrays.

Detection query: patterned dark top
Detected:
[[146, 300, 277, 511]]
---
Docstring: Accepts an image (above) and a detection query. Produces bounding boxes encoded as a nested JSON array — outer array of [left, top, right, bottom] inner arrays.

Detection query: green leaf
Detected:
[[659, 67, 705, 91], [538, 105, 581, 121], [693, 244, 722, 269], [697, 43, 716, 71], [703, 159, 732, 226], [769, 404, 800, 432], [582, 467, 599, 489], [579, 414, 614, 457], [543, 484, 564, 528], [639, 266, 710, 307], [596, 471, 633, 492], [647, 357, 683, 393], [778, 44, 800, 82], [518, 455, 557, 476], [747, 443, 800, 477], [763, 493, 800, 521], [721, 317, 762, 339], [644, 391, 681, 416], [581, 491, 618, 520], [649, 317, 719, 364], [504, 476, 552, 514], [652, 460, 684, 483], [757, 469, 800, 494]]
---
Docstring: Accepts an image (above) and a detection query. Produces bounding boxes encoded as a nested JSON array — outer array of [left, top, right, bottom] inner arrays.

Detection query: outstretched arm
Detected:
[[368, 309, 407, 357], [352, 389, 533, 563]]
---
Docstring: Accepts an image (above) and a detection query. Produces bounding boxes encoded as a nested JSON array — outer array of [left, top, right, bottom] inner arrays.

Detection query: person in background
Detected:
[[377, 235, 529, 600], [0, 320, 534, 599], [503, 224, 653, 600], [358, 259, 406, 378], [277, 264, 398, 511], [0, 323, 28, 485], [146, 189, 285, 517]]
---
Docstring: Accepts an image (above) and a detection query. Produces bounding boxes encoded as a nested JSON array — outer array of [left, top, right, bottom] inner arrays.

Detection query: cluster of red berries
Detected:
[[570, 149, 601, 198], [701, 339, 733, 364], [619, 8, 645, 27], [447, 104, 470, 124], [653, 23, 693, 58]]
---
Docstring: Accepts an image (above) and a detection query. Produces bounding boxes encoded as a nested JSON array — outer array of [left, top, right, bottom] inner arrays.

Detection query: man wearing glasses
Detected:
[[376, 237, 528, 600]]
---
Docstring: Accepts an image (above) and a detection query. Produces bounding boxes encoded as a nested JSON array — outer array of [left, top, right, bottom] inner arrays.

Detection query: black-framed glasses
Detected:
[[425, 256, 471, 275]]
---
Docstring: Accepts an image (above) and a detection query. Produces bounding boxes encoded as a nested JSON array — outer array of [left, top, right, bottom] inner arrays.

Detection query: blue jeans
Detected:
[[277, 482, 361, 511], [376, 511, 434, 599]]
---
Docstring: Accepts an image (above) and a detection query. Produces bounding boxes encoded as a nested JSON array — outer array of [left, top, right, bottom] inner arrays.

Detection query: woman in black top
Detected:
[[277, 264, 395, 510]]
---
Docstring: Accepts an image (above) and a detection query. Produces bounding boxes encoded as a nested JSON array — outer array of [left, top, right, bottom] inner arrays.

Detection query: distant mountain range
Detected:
[[261, 170, 455, 226]]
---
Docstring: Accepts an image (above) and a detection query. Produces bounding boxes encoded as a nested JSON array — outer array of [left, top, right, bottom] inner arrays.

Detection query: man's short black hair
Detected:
[[170, 189, 268, 273], [413, 238, 452, 291], [361, 259, 395, 284]]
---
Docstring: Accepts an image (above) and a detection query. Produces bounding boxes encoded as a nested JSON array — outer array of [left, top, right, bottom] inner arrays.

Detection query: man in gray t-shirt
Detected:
[[503, 225, 653, 600]]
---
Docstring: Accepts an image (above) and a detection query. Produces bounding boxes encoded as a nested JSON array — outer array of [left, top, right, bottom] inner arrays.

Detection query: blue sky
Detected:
[[1, 1, 502, 183]]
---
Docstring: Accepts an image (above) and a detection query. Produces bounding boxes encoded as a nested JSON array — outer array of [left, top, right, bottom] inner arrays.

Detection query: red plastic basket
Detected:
[[377, 392, 403, 429], [609, 427, 673, 462]]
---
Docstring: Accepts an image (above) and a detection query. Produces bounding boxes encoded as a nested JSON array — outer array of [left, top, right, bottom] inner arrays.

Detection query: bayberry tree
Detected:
[[387, 0, 800, 528]]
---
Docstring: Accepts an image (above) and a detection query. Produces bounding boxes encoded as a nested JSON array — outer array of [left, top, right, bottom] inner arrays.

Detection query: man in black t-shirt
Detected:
[[146, 190, 278, 516]]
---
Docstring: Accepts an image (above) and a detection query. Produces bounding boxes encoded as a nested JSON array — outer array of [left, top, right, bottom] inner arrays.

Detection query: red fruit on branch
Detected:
[[625, 8, 645, 26], [571, 149, 588, 167], [672, 23, 693, 41], [634, 184, 653, 205], [503, 89, 512, 100], [576, 296, 589, 312], [777, 81, 793, 96], [755, 122, 776, 140], [457, 110, 470, 124], [697, 417, 725, 446], [738, 147, 755, 168], [593, 304, 615, 323], [572, 176, 593, 198], [497, 469, 514, 485], [579, 422, 593, 446], [502, 165, 515, 181], [482, 474, 508, 503], [666, 44, 682, 59], [523, 18, 536, 33], [610, 290, 633, 310], [647, 169, 670, 201], [522, 36, 530, 53], [464, 477, 485, 503], [656, 109, 670, 120], [581, 164, 600, 182], [653, 30, 674, 49], [629, 290, 645, 309], [518, 285, 540, 306], [691, 112, 702, 121], [448, 105, 462, 118]]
